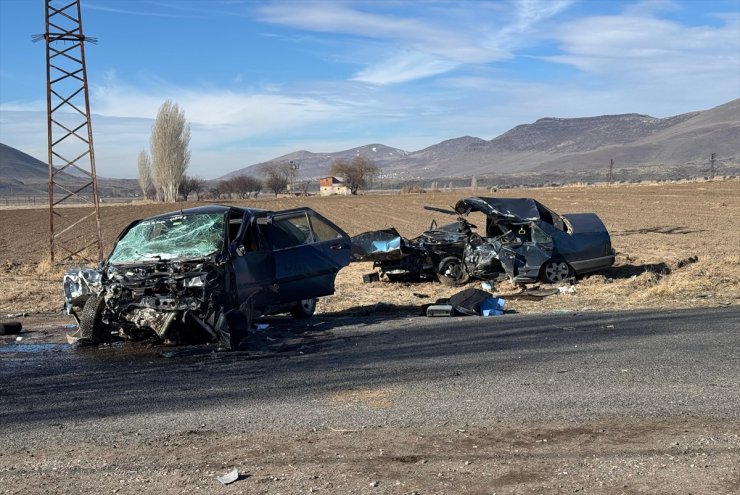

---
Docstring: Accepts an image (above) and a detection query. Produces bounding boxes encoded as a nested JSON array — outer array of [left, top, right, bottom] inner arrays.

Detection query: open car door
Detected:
[[259, 209, 351, 304]]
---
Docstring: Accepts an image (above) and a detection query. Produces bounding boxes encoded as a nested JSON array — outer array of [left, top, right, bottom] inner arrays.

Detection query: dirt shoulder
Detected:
[[1, 415, 737, 494]]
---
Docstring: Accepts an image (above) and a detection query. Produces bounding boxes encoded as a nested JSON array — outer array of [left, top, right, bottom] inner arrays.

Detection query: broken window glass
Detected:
[[108, 213, 226, 264]]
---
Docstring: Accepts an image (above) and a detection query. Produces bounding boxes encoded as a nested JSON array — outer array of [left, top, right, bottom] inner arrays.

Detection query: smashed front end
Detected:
[[63, 209, 246, 349]]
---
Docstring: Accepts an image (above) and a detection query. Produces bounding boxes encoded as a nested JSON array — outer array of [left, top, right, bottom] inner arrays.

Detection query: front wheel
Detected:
[[437, 257, 470, 286], [540, 260, 574, 283], [290, 298, 317, 319], [78, 294, 111, 343]]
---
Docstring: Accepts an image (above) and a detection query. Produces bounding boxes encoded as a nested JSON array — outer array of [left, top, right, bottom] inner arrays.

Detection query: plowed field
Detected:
[[1, 180, 739, 315]]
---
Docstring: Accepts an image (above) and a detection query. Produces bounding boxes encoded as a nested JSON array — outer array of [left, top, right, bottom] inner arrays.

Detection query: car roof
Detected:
[[141, 204, 269, 222]]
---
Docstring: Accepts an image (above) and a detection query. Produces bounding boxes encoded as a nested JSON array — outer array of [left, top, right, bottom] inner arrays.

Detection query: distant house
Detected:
[[319, 176, 350, 196]]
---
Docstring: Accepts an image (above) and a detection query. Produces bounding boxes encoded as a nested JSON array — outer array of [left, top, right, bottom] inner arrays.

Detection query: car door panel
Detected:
[[266, 209, 350, 304], [229, 212, 277, 311]]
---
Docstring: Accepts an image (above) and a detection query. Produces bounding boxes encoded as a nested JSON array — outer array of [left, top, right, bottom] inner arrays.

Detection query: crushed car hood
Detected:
[[351, 228, 405, 261]]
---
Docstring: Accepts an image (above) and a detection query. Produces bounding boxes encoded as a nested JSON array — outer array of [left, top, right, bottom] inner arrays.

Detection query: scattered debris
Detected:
[[0, 321, 22, 335], [480, 297, 506, 316], [5, 312, 29, 318], [426, 304, 454, 317], [426, 288, 507, 317], [362, 272, 380, 283], [65, 332, 80, 345], [558, 286, 577, 294], [675, 255, 699, 269], [351, 197, 615, 286], [412, 292, 429, 298], [503, 288, 561, 300], [216, 468, 240, 485]]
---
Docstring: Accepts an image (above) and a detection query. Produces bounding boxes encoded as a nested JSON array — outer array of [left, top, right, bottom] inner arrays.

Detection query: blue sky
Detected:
[[0, 0, 738, 179]]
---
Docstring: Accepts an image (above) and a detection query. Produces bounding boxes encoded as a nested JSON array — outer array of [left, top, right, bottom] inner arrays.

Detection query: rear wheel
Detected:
[[437, 257, 470, 286], [540, 260, 574, 283], [290, 298, 317, 319], [78, 294, 111, 343]]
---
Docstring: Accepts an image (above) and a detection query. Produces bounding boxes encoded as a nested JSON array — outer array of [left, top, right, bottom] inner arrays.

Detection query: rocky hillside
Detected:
[[0, 143, 139, 197]]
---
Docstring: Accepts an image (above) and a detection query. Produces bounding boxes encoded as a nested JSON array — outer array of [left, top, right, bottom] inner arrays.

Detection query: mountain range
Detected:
[[0, 143, 139, 197], [223, 98, 739, 181]]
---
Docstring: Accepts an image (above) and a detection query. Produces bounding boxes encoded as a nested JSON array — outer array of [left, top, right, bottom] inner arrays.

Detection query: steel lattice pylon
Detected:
[[41, 0, 103, 262]]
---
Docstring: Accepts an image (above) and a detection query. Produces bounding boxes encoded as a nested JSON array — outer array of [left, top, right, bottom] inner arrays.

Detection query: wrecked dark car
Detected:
[[64, 205, 351, 348], [351, 197, 615, 286]]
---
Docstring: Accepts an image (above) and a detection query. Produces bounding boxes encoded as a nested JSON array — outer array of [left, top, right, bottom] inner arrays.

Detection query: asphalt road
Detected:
[[2, 306, 739, 435]]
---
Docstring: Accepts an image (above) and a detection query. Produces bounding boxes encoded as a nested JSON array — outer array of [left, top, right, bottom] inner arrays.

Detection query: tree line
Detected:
[[137, 100, 380, 202]]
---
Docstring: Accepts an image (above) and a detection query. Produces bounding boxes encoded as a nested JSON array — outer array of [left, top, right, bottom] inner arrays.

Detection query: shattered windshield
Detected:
[[108, 212, 225, 264]]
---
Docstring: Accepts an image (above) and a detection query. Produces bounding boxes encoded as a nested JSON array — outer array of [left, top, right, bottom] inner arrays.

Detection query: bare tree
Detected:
[[245, 175, 263, 197], [215, 180, 235, 200], [262, 162, 292, 197], [329, 156, 378, 195], [229, 175, 262, 199], [137, 149, 154, 199], [150, 100, 191, 202], [179, 175, 206, 201]]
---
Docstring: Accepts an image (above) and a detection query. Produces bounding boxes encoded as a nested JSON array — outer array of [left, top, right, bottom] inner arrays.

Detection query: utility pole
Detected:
[[710, 152, 716, 180], [288, 160, 299, 192], [35, 0, 103, 262], [607, 159, 614, 184]]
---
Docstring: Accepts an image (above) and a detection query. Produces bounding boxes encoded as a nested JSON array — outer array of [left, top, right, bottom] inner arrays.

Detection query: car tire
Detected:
[[290, 298, 317, 319], [540, 260, 574, 284], [78, 294, 111, 343], [437, 257, 470, 286], [224, 309, 249, 349]]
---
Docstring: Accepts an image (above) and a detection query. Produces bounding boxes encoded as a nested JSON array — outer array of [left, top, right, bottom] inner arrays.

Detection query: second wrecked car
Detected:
[[351, 197, 615, 286], [64, 205, 351, 348]]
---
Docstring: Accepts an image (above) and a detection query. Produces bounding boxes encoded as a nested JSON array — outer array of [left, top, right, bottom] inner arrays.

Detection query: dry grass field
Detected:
[[1, 180, 738, 316]]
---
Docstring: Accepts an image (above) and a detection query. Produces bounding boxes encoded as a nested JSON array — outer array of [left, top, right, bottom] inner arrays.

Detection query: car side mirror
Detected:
[[235, 245, 246, 257]]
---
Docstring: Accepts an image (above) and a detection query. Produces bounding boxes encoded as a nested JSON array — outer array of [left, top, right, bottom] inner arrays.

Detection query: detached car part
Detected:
[[64, 205, 351, 348]]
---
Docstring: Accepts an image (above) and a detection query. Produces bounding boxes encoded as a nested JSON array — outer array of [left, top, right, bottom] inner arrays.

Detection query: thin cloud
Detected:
[[494, 0, 574, 48], [549, 12, 740, 81], [257, 1, 512, 84], [352, 51, 460, 85]]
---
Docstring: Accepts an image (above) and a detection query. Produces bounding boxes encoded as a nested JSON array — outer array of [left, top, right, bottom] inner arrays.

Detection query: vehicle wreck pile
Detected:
[[351, 197, 615, 287], [64, 205, 351, 348], [61, 197, 615, 349]]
